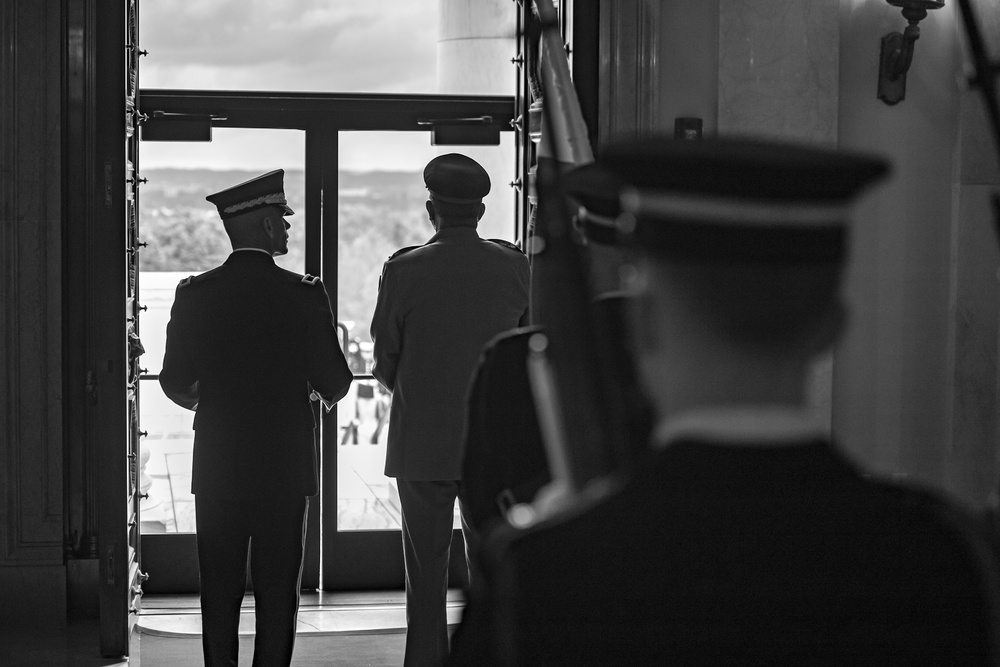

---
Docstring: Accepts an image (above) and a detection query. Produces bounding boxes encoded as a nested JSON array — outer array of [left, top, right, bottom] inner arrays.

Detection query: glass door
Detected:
[[322, 131, 519, 589], [136, 91, 518, 592], [138, 127, 311, 592]]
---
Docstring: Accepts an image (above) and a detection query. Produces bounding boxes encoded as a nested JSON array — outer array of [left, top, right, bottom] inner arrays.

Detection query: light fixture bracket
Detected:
[[877, 1, 945, 106]]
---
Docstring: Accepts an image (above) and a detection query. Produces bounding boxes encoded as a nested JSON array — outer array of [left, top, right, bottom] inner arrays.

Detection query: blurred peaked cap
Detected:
[[423, 153, 491, 204], [206, 169, 295, 220], [561, 162, 626, 246], [562, 163, 623, 217], [597, 136, 891, 263]]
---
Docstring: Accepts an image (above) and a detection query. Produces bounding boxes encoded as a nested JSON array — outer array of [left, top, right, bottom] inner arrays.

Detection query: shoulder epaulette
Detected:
[[301, 274, 321, 286], [178, 275, 194, 288], [488, 238, 525, 254], [387, 245, 420, 261]]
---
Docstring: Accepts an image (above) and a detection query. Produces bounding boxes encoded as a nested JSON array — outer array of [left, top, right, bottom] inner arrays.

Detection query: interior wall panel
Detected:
[[1, 0, 64, 565], [0, 0, 67, 629], [598, 0, 660, 142]]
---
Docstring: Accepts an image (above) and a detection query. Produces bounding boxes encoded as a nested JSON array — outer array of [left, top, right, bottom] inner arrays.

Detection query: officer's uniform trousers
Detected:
[[371, 226, 530, 667], [196, 492, 308, 667], [160, 250, 352, 667]]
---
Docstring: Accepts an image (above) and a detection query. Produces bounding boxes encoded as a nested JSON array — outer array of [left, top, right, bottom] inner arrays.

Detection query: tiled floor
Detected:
[[0, 591, 465, 666], [0, 620, 128, 667]]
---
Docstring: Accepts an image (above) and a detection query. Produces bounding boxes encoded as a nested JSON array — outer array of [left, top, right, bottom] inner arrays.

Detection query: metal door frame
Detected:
[[136, 90, 517, 591]]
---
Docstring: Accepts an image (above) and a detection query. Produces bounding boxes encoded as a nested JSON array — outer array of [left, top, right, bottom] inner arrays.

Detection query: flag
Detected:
[[534, 0, 594, 168]]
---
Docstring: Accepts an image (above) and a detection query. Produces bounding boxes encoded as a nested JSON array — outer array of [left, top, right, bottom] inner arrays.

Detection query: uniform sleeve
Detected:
[[517, 254, 531, 327], [306, 279, 353, 407], [159, 285, 200, 410], [445, 529, 509, 667], [370, 262, 402, 391]]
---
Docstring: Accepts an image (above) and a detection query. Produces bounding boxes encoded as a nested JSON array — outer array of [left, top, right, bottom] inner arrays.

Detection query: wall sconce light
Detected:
[[877, 0, 945, 105]]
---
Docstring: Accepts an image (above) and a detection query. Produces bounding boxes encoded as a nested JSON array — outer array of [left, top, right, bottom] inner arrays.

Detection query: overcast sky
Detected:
[[139, 0, 441, 171]]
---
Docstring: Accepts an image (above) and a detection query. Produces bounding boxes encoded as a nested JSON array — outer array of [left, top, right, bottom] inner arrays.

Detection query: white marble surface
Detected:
[[136, 602, 464, 637], [718, 0, 839, 144]]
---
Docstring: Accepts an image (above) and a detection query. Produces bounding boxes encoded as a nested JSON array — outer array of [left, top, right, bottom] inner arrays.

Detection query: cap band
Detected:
[[626, 216, 847, 263], [428, 190, 482, 205], [575, 207, 621, 246], [577, 207, 618, 229], [223, 192, 289, 216], [621, 188, 848, 228]]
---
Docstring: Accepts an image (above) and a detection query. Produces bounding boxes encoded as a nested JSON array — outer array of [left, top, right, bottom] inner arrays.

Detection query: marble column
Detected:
[[717, 0, 841, 429], [834, 0, 993, 504], [718, 0, 839, 145], [944, 0, 1000, 505], [437, 0, 517, 242]]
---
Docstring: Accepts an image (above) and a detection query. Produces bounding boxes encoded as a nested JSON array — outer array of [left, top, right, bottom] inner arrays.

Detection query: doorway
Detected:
[[135, 91, 518, 594]]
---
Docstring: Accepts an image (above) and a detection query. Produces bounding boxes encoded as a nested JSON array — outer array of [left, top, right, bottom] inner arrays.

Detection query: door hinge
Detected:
[[106, 544, 116, 585], [86, 370, 98, 405]]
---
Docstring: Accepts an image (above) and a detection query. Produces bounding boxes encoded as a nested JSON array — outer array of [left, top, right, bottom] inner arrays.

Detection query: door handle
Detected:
[[336, 321, 349, 354], [417, 116, 494, 126]]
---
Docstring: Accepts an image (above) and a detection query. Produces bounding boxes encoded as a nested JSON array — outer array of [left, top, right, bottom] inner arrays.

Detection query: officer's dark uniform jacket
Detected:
[[371, 226, 530, 481], [450, 414, 1000, 666], [159, 250, 352, 497]]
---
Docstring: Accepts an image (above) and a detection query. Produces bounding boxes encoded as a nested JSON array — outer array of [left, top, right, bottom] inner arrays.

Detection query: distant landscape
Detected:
[[138, 168, 431, 341]]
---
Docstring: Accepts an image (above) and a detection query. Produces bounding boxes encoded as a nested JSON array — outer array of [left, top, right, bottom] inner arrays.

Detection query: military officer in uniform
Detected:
[[370, 153, 530, 667], [159, 170, 352, 667], [449, 138, 1000, 665]]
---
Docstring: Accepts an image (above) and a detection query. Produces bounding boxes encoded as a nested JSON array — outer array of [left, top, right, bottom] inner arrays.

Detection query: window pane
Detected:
[[139, 128, 305, 534], [139, 1, 514, 96], [335, 132, 515, 531]]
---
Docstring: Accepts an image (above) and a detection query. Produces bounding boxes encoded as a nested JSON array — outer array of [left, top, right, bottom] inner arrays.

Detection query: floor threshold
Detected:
[[137, 590, 465, 637]]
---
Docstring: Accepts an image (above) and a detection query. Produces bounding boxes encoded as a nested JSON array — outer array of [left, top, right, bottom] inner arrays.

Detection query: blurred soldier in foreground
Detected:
[[460, 167, 653, 540], [370, 153, 530, 666], [449, 138, 1000, 665], [159, 170, 352, 667]]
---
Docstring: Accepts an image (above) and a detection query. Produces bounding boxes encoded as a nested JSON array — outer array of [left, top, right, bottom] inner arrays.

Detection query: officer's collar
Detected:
[[429, 225, 480, 242], [226, 248, 276, 264], [653, 405, 829, 449]]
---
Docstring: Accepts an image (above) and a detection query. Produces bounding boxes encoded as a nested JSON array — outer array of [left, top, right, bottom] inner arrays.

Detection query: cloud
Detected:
[[135, 0, 517, 170], [140, 0, 438, 93]]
